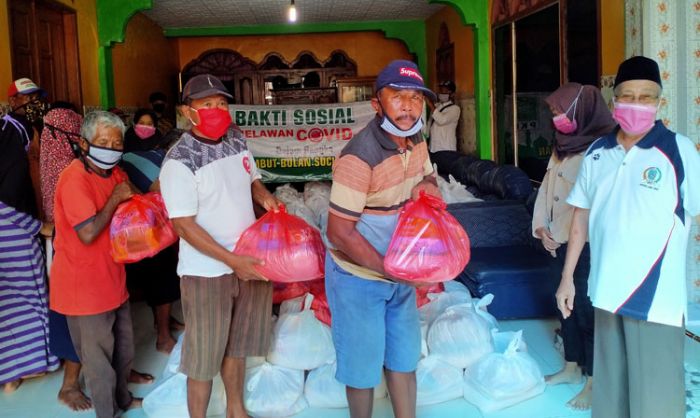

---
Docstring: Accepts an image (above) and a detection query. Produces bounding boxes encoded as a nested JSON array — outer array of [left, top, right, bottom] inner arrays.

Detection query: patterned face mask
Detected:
[[22, 99, 48, 124]]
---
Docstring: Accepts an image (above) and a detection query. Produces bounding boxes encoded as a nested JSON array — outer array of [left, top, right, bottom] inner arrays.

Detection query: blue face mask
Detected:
[[377, 98, 423, 138], [86, 143, 123, 169], [380, 115, 423, 138]]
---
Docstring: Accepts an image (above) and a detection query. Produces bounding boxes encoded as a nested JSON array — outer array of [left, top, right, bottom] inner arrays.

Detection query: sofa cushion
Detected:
[[447, 201, 532, 248], [431, 151, 477, 181], [456, 246, 557, 319], [490, 165, 533, 201], [465, 160, 497, 186], [449, 155, 479, 185]]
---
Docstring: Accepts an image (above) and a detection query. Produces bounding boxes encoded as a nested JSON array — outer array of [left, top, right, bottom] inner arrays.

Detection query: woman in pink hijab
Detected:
[[532, 83, 616, 410]]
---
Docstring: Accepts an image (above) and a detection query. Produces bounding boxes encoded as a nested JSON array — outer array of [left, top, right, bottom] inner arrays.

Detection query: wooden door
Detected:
[[8, 0, 82, 108], [8, 1, 35, 81]]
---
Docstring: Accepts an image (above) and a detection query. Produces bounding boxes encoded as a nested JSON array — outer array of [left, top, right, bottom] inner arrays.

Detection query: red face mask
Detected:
[[191, 107, 231, 140]]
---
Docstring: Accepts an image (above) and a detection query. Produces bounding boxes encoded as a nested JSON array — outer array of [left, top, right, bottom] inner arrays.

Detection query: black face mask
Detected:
[[152, 103, 166, 113]]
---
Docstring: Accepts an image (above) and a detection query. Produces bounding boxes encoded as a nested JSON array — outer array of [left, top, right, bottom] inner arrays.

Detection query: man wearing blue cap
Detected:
[[558, 56, 700, 418], [326, 60, 441, 418]]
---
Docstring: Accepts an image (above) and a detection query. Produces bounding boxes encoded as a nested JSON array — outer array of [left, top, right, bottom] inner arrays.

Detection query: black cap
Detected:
[[181, 74, 233, 102], [614, 56, 662, 89], [439, 80, 456, 93]]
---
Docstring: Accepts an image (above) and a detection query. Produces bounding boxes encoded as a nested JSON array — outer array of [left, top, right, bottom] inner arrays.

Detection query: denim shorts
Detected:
[[325, 254, 421, 389]]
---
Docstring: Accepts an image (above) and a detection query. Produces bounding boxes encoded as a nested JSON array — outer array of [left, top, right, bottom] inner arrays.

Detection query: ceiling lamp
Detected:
[[288, 0, 297, 22]]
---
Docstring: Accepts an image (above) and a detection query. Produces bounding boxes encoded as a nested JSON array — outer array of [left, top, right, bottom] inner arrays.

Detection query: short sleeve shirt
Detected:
[[50, 160, 129, 315], [567, 121, 700, 327], [159, 128, 260, 277], [329, 117, 434, 280]]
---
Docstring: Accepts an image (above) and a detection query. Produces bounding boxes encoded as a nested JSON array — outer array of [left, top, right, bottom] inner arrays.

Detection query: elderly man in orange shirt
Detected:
[[50, 110, 141, 418]]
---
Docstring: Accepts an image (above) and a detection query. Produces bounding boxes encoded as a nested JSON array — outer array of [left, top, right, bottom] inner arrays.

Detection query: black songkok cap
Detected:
[[614, 56, 662, 89]]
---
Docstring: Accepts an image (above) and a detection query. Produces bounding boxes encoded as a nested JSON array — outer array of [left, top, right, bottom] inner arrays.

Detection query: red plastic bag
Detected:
[[384, 192, 470, 283], [233, 205, 325, 282], [416, 282, 445, 308], [308, 279, 331, 326], [110, 192, 178, 263], [311, 295, 331, 327], [273, 282, 311, 304]]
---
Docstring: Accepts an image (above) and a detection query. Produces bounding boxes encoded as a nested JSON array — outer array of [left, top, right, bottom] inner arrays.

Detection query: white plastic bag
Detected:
[[463, 331, 545, 413], [279, 294, 306, 316], [427, 303, 494, 369], [303, 181, 331, 202], [285, 200, 319, 231], [162, 333, 185, 380], [416, 356, 464, 406], [304, 361, 388, 408], [267, 293, 335, 370], [420, 322, 429, 358], [443, 279, 470, 294], [304, 362, 347, 408], [246, 356, 266, 369], [436, 173, 479, 204], [473, 294, 499, 330], [245, 362, 307, 417], [492, 330, 527, 353], [274, 184, 302, 203], [143, 373, 225, 418], [419, 291, 473, 326]]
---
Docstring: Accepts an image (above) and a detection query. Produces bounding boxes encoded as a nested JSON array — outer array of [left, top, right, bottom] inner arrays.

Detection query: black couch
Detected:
[[434, 151, 558, 319]]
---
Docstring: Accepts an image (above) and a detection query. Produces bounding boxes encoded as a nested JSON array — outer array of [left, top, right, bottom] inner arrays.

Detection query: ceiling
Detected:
[[143, 0, 445, 29]]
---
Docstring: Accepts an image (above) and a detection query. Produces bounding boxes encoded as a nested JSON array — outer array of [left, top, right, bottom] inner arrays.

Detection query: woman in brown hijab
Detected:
[[532, 82, 616, 410]]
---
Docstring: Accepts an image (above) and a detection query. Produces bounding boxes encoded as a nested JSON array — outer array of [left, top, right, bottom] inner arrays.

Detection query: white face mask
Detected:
[[380, 115, 423, 138], [438, 93, 450, 102], [86, 143, 123, 169]]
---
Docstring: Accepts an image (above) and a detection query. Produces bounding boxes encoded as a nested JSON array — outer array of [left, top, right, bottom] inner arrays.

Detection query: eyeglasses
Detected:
[[615, 94, 659, 105]]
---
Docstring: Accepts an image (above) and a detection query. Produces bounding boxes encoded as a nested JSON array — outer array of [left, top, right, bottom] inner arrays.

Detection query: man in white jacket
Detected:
[[426, 80, 460, 153]]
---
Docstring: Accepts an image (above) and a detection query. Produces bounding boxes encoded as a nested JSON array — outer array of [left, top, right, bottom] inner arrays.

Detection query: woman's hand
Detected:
[[535, 226, 560, 256]]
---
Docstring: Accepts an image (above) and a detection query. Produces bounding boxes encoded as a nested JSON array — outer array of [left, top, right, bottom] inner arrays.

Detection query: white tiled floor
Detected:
[[2, 302, 698, 418]]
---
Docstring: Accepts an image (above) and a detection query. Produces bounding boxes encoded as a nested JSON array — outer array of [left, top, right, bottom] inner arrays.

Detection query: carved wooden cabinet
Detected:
[[335, 77, 376, 103], [271, 87, 337, 105], [182, 50, 358, 105]]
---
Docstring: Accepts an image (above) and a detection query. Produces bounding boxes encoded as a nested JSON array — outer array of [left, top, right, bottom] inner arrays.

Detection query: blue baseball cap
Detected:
[[375, 60, 436, 101]]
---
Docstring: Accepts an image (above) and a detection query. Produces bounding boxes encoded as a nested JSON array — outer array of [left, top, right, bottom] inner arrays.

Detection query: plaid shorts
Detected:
[[179, 274, 272, 381]]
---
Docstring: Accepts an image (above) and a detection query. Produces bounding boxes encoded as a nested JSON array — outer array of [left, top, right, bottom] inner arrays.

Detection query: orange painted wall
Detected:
[[175, 31, 412, 77], [425, 5, 475, 98], [112, 13, 179, 108], [600, 0, 625, 75]]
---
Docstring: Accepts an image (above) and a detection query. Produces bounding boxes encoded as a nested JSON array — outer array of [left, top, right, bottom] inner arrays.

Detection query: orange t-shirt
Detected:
[[50, 159, 129, 315]]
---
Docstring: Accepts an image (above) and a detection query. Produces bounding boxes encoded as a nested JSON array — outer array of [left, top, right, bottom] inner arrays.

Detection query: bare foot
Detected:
[[156, 335, 177, 354], [3, 379, 22, 393], [545, 362, 583, 385], [228, 405, 250, 418], [128, 370, 154, 384], [58, 387, 92, 411], [567, 376, 593, 410]]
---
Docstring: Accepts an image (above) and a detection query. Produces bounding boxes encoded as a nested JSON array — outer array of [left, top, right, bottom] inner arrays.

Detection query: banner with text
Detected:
[[230, 101, 375, 182]]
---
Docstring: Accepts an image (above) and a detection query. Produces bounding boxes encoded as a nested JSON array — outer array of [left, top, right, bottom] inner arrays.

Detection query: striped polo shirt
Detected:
[[329, 117, 434, 280], [567, 121, 700, 327]]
